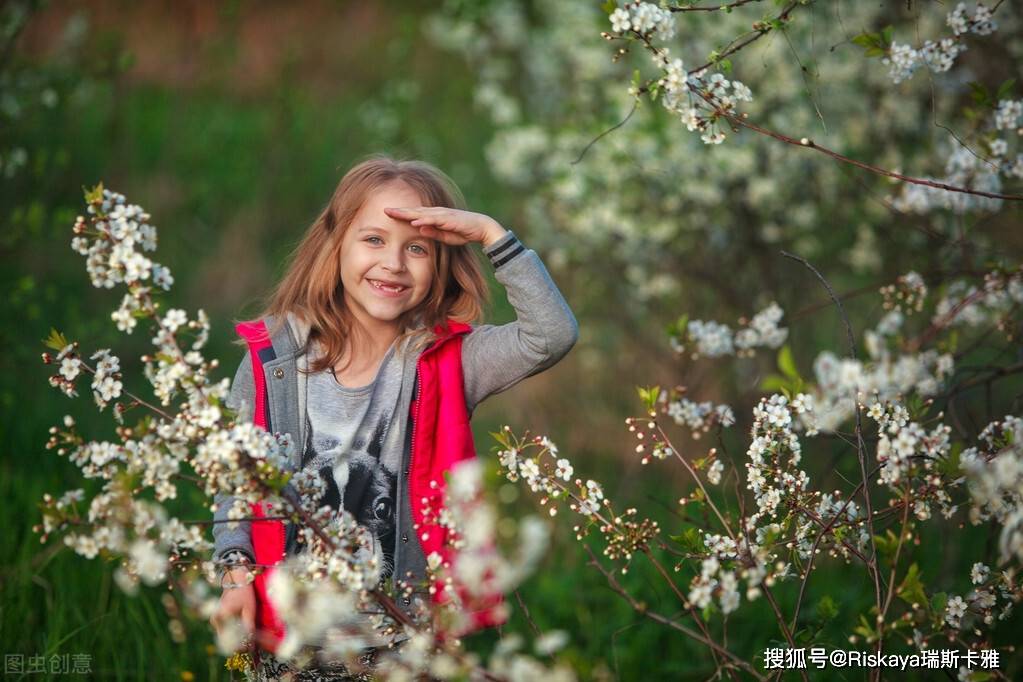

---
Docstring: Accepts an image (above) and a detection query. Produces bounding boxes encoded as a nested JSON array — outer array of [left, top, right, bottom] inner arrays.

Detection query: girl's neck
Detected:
[[345, 323, 399, 364]]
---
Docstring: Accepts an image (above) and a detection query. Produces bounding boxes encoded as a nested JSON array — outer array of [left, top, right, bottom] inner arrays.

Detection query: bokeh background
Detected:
[[3, 1, 1022, 680]]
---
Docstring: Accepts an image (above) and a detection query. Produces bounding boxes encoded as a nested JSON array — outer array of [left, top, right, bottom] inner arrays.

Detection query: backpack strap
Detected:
[[235, 320, 275, 431], [233, 318, 288, 653]]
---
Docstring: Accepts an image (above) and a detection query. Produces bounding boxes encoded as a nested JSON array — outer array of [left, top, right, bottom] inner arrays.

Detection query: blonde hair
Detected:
[[236, 153, 490, 374]]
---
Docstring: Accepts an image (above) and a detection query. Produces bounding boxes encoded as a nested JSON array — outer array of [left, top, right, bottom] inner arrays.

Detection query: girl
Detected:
[[209, 155, 578, 680]]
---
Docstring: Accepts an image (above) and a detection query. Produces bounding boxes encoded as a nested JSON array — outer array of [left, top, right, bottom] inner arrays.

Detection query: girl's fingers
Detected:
[[386, 206, 444, 217], [241, 603, 255, 633], [387, 207, 477, 244], [419, 225, 467, 245]]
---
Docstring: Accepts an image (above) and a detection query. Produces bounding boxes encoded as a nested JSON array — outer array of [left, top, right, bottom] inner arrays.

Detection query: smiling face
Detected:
[[338, 181, 435, 341]]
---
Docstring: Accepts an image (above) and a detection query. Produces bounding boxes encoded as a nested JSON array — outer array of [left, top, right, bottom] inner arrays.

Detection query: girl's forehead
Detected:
[[365, 181, 423, 205]]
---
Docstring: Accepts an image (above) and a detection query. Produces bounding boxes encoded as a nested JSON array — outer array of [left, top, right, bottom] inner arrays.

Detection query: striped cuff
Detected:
[[216, 549, 253, 579], [483, 230, 525, 270]]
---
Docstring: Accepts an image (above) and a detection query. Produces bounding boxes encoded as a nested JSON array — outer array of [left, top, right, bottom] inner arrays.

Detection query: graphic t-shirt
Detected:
[[288, 337, 411, 582]]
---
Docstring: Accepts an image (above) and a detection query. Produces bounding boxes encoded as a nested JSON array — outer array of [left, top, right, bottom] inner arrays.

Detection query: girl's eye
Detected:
[[365, 236, 427, 254], [366, 236, 384, 245], [410, 244, 428, 255]]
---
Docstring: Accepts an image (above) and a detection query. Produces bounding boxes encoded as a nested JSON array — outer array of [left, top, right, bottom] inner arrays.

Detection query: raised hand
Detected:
[[383, 206, 508, 248]]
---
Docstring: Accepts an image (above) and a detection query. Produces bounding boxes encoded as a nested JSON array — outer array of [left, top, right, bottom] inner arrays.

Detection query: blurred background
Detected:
[[3, 1, 1022, 680]]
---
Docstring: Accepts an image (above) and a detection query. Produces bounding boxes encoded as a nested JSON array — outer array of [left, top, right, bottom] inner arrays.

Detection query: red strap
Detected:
[[235, 321, 272, 430]]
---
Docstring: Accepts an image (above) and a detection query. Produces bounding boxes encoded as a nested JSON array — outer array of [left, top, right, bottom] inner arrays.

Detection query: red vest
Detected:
[[234, 318, 505, 652]]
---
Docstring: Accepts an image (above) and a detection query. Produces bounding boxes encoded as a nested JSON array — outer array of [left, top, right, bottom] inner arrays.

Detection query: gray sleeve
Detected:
[[461, 231, 579, 415], [211, 350, 257, 563]]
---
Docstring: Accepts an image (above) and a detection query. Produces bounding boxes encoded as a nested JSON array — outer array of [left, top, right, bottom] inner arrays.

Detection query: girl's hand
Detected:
[[383, 206, 508, 248], [210, 568, 256, 648]]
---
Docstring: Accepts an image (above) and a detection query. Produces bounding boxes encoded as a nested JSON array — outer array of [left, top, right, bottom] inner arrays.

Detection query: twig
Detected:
[[878, 487, 913, 632], [572, 99, 639, 165], [725, 113, 1023, 202], [583, 545, 765, 680], [669, 0, 764, 12], [779, 249, 884, 678], [688, 1, 801, 74], [514, 589, 543, 639]]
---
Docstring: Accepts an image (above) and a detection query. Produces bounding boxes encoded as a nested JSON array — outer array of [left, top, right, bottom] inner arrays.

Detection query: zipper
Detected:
[[408, 363, 422, 520], [279, 508, 286, 561], [408, 333, 444, 546]]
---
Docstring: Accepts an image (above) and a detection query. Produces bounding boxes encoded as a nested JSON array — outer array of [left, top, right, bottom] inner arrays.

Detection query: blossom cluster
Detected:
[[943, 559, 1017, 632], [608, 2, 675, 43], [72, 191, 172, 290], [810, 349, 952, 434], [883, 3, 997, 84], [659, 387, 735, 440], [745, 395, 811, 529], [495, 429, 660, 572], [866, 399, 957, 520], [961, 416, 1023, 563], [880, 270, 928, 315], [670, 302, 788, 359], [893, 96, 1022, 215], [930, 267, 1023, 334], [606, 3, 754, 145]]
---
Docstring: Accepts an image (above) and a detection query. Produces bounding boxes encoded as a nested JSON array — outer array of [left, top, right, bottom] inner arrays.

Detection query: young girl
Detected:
[[209, 155, 578, 679]]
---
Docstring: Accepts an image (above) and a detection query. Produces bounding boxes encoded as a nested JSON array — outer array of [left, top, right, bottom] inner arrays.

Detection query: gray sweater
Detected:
[[212, 230, 578, 615]]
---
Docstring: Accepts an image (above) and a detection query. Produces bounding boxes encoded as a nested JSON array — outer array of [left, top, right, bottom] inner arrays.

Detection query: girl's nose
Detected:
[[382, 248, 407, 272]]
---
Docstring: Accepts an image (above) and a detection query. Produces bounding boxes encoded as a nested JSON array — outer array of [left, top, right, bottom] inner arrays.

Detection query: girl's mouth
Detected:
[[368, 279, 409, 297]]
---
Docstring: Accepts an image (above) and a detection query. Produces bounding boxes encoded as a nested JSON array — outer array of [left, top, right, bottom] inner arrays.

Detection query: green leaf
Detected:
[[930, 591, 948, 615], [873, 529, 899, 559], [83, 182, 105, 204], [850, 33, 876, 49], [851, 30, 891, 59], [778, 345, 799, 381], [637, 385, 661, 412], [489, 429, 512, 451], [667, 314, 689, 339], [896, 563, 927, 606], [719, 58, 732, 74], [43, 328, 70, 352], [996, 78, 1016, 100], [939, 441, 963, 478], [758, 524, 783, 548], [669, 526, 704, 554], [968, 81, 991, 106], [793, 626, 814, 645], [759, 374, 788, 392], [816, 595, 839, 621], [601, 0, 617, 16], [853, 613, 878, 642]]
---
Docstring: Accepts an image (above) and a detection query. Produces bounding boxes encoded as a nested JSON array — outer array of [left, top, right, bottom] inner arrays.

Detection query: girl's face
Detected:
[[338, 181, 435, 338]]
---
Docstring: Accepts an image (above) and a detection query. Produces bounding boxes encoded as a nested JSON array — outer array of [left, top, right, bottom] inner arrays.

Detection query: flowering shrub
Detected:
[[495, 265, 1023, 677]]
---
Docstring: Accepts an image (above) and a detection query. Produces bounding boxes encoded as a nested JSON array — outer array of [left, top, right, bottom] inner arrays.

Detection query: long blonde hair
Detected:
[[236, 154, 490, 373]]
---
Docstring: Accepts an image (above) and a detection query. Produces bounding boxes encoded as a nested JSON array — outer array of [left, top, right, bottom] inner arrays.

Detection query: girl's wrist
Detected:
[[480, 221, 508, 249], [221, 566, 253, 590]]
